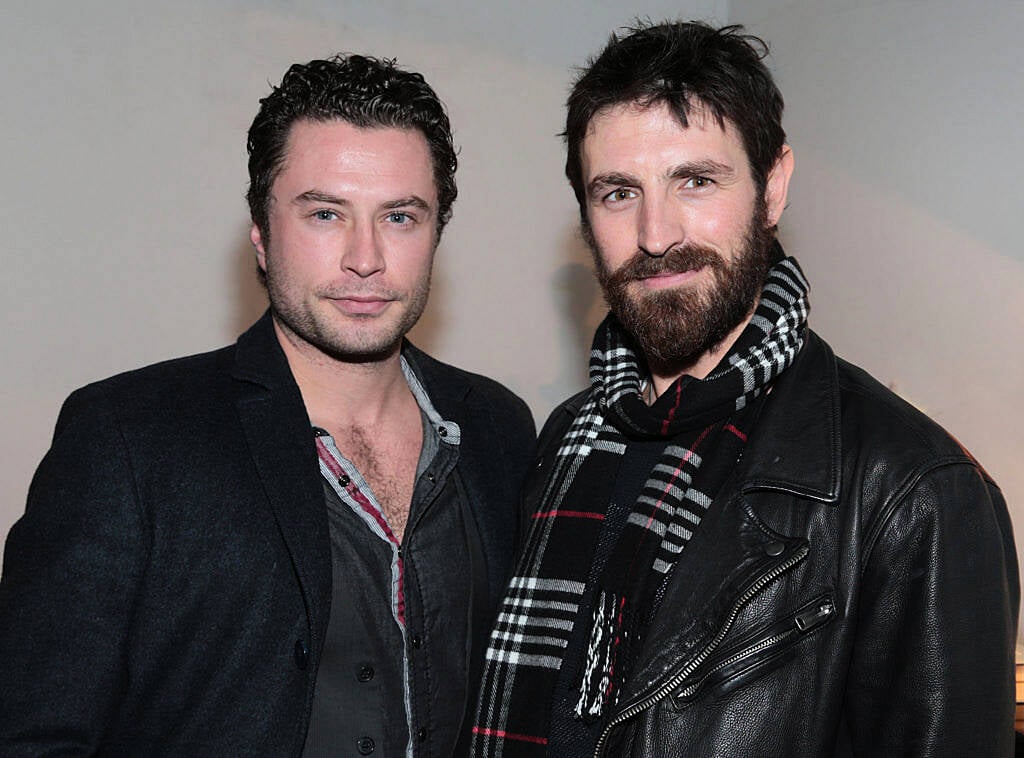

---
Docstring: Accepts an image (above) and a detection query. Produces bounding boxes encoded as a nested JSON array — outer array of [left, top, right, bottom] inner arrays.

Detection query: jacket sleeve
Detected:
[[0, 386, 146, 754], [845, 459, 1019, 756]]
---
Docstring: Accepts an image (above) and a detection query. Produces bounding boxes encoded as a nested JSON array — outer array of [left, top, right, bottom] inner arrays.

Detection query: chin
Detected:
[[317, 325, 406, 363]]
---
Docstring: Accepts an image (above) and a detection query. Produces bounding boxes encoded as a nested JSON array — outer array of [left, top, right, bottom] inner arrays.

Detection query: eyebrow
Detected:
[[292, 190, 348, 206], [667, 160, 735, 181], [291, 190, 433, 214], [380, 195, 432, 213], [587, 172, 640, 199]]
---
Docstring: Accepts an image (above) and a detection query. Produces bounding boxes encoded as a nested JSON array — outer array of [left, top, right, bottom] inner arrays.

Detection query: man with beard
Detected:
[[0, 54, 534, 756], [472, 21, 1017, 758]]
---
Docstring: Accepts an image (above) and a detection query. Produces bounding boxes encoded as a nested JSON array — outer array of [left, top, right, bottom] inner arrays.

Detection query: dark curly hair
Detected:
[[564, 21, 785, 220], [247, 54, 457, 242]]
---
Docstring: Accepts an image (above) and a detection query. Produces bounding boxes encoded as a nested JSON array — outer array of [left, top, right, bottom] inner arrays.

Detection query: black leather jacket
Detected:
[[526, 330, 1018, 757]]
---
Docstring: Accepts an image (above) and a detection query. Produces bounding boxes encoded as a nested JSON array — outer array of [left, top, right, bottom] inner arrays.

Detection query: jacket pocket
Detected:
[[668, 592, 836, 708]]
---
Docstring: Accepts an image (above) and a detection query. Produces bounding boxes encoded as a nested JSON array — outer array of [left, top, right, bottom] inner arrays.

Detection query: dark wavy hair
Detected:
[[564, 21, 785, 219], [247, 54, 457, 242]]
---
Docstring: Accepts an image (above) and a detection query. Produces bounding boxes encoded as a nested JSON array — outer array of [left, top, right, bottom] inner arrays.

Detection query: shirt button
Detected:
[[294, 639, 309, 670], [418, 727, 428, 742], [357, 664, 375, 682], [357, 736, 375, 755], [411, 634, 423, 649], [437, 425, 448, 438], [338, 474, 351, 487]]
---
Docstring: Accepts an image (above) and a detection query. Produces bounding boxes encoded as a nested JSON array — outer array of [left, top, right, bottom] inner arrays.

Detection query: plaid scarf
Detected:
[[471, 257, 810, 756]]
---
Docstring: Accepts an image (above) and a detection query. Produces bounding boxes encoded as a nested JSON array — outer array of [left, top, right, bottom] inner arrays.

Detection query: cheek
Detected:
[[693, 201, 753, 246], [276, 223, 341, 267], [589, 214, 634, 265], [380, 232, 433, 275]]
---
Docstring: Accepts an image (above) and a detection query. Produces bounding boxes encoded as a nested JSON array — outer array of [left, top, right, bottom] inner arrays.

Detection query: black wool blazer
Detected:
[[0, 312, 535, 756]]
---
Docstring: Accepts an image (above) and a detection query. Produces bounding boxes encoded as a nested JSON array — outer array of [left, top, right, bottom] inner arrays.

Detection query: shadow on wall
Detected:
[[232, 227, 271, 338], [540, 223, 605, 409]]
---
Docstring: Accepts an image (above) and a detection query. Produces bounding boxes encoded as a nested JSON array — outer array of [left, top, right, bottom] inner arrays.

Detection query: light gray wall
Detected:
[[4, 1, 1022, 644], [733, 0, 1024, 643]]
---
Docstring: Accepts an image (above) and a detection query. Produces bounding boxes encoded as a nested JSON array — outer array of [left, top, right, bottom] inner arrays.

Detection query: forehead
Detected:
[[276, 119, 436, 194], [581, 101, 749, 178]]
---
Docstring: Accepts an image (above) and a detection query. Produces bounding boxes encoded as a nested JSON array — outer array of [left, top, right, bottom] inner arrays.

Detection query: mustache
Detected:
[[606, 245, 724, 285]]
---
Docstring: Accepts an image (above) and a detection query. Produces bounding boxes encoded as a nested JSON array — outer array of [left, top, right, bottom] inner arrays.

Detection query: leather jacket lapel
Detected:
[[611, 491, 809, 715]]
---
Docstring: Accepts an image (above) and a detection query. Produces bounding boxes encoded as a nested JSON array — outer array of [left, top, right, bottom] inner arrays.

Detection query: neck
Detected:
[[646, 305, 756, 401], [272, 319, 411, 429]]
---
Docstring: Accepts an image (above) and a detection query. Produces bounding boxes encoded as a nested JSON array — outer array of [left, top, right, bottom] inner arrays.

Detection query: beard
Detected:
[[265, 264, 432, 364], [589, 198, 775, 370]]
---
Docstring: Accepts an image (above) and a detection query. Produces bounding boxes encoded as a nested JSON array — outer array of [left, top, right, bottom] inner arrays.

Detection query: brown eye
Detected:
[[604, 188, 637, 203]]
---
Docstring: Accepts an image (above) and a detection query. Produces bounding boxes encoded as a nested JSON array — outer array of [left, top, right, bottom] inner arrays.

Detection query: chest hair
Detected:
[[338, 422, 421, 543]]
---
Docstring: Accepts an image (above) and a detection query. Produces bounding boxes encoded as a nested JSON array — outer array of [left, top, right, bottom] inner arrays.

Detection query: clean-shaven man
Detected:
[[0, 54, 534, 756]]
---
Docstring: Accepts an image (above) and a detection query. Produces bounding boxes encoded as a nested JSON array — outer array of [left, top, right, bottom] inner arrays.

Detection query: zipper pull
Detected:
[[795, 599, 835, 632]]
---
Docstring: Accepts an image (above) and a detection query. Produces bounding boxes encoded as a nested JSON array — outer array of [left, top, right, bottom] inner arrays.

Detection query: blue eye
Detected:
[[387, 211, 413, 224], [313, 209, 337, 221]]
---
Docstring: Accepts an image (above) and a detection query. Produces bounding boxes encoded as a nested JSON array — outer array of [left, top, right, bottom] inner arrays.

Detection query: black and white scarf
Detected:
[[471, 257, 810, 756]]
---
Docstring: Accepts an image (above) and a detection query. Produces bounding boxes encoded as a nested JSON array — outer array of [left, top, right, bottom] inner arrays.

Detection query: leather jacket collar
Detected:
[[737, 329, 841, 504]]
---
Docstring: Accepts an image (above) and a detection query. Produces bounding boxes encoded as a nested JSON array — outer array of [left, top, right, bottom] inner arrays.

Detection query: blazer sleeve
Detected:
[[844, 459, 1019, 756], [0, 386, 147, 754]]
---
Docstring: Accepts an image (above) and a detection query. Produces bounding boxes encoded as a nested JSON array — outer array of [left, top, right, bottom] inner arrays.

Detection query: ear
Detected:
[[250, 223, 268, 273], [764, 144, 794, 227]]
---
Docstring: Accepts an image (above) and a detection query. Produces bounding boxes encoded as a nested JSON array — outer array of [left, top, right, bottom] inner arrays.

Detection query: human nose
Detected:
[[341, 220, 385, 277], [637, 195, 683, 257]]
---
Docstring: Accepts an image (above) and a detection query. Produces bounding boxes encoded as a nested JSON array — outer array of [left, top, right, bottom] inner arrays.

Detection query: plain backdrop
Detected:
[[2, 0, 1022, 642]]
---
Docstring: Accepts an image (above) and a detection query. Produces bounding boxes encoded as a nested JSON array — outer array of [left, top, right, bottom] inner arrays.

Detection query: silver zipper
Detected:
[[592, 543, 810, 758], [795, 599, 834, 631], [674, 596, 834, 700]]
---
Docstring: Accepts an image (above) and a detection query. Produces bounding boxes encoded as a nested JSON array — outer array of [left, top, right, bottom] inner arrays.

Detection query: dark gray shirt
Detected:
[[302, 357, 477, 757]]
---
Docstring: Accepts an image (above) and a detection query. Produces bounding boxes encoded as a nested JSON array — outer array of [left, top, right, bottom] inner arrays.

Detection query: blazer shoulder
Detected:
[[55, 343, 237, 438], [74, 343, 232, 394]]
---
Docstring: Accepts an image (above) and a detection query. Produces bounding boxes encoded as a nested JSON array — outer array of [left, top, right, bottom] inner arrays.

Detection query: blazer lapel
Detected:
[[232, 313, 332, 653]]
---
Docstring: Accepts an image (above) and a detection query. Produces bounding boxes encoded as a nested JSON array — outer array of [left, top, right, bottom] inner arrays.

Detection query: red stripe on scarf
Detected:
[[660, 379, 685, 436], [472, 727, 548, 745], [724, 423, 747, 442], [532, 510, 606, 521]]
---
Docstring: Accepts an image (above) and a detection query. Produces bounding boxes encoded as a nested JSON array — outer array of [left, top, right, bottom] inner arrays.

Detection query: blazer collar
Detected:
[[230, 310, 294, 390], [737, 329, 842, 503], [400, 340, 473, 419]]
